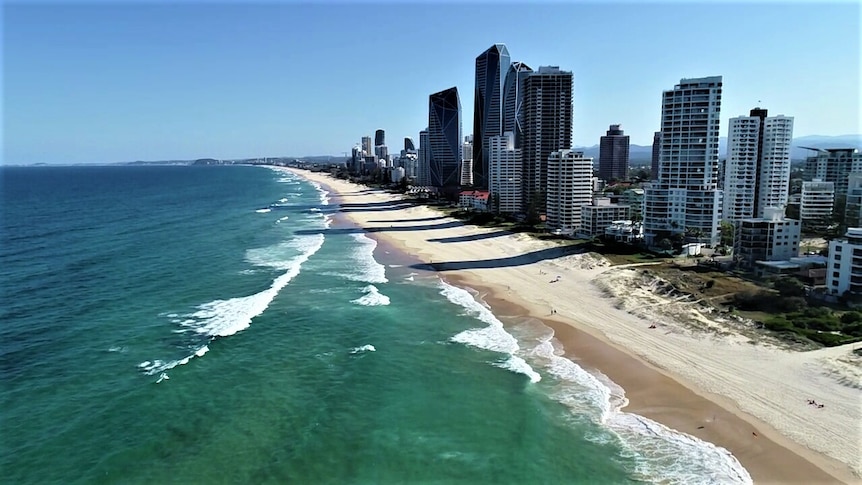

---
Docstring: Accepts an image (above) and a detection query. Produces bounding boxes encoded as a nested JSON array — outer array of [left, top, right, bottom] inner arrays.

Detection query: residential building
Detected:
[[473, 44, 510, 189], [803, 148, 862, 196], [428, 87, 462, 188], [389, 166, 406, 184], [800, 180, 835, 225], [460, 160, 473, 186], [459, 190, 489, 211], [604, 221, 644, 244], [522, 66, 574, 212], [488, 132, 522, 214], [374, 145, 389, 165], [733, 207, 801, 268], [845, 174, 862, 227], [502, 61, 532, 148], [643, 76, 723, 246], [651, 131, 661, 180], [417, 129, 430, 186], [598, 124, 630, 182], [723, 108, 794, 221], [361, 136, 373, 156], [546, 150, 592, 233], [580, 197, 631, 238], [826, 228, 862, 298], [622, 188, 645, 220]]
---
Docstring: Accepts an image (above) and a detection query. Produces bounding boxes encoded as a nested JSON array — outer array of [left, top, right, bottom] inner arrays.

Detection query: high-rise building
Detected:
[[651, 131, 661, 180], [800, 180, 835, 224], [521, 66, 574, 213], [546, 150, 592, 233], [643, 76, 723, 246], [598, 124, 630, 182], [375, 129, 385, 147], [827, 228, 862, 298], [418, 129, 430, 186], [404, 137, 415, 152], [846, 174, 862, 228], [503, 61, 533, 148], [361, 136, 373, 156], [375, 145, 389, 166], [488, 132, 522, 214], [802, 148, 862, 197], [473, 44, 510, 189], [723, 108, 794, 222], [463, 135, 473, 162], [428, 87, 462, 187]]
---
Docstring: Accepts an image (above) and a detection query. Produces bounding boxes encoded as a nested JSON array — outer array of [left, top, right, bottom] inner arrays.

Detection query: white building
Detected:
[[845, 174, 862, 228], [458, 190, 489, 211], [826, 228, 862, 298], [488, 132, 522, 214], [460, 159, 473, 186], [579, 198, 631, 238], [604, 221, 644, 243], [723, 110, 793, 221], [546, 150, 593, 233], [644, 76, 723, 246], [803, 148, 862, 196], [800, 180, 835, 224], [733, 207, 801, 268], [389, 166, 406, 184]]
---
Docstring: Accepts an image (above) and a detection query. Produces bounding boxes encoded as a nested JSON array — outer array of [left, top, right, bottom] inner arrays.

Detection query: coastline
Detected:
[[282, 167, 859, 484]]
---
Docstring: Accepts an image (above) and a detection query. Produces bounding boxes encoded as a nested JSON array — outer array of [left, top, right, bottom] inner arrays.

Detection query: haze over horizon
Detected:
[[4, 2, 860, 165]]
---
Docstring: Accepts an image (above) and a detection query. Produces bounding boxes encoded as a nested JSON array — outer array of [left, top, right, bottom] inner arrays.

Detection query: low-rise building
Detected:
[[458, 190, 489, 211], [826, 228, 862, 298], [733, 207, 801, 269], [603, 220, 644, 244], [579, 198, 630, 238], [621, 188, 645, 220]]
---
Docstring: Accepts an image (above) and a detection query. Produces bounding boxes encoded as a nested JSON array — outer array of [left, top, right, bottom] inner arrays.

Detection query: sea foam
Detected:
[[439, 280, 541, 383], [351, 285, 390, 306], [345, 233, 388, 283]]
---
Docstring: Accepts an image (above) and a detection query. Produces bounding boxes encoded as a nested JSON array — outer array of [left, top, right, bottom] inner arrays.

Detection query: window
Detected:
[[834, 271, 841, 278], [833, 280, 840, 287]]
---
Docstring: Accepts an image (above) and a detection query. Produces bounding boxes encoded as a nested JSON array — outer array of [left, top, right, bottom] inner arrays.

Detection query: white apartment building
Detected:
[[800, 180, 835, 224], [803, 148, 862, 196], [644, 76, 723, 245], [460, 159, 473, 186], [826, 228, 862, 298], [579, 198, 631, 238], [546, 150, 593, 233], [733, 207, 801, 268], [488, 132, 523, 214], [723, 110, 793, 221]]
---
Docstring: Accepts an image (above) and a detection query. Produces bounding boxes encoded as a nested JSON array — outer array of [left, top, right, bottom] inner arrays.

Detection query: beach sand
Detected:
[[286, 167, 861, 484]]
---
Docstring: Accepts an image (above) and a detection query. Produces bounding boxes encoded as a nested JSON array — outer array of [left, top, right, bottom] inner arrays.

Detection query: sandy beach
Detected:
[[285, 167, 861, 484]]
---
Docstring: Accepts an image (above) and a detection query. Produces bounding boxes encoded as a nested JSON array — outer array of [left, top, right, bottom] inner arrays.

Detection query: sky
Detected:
[[4, 1, 861, 164]]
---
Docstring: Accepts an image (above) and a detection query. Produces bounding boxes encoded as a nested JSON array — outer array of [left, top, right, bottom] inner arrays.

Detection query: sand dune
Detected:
[[285, 168, 860, 484]]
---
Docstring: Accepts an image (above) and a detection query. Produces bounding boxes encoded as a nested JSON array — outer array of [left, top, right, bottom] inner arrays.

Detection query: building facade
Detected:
[[651, 131, 661, 181], [643, 76, 723, 246], [723, 109, 793, 221], [598, 124, 630, 182], [404, 137, 415, 152], [802, 148, 862, 196], [580, 198, 631, 238], [800, 180, 835, 225], [473, 44, 510, 189], [417, 128, 430, 186], [521, 66, 574, 213], [488, 132, 523, 214], [733, 207, 801, 268], [845, 174, 862, 228], [362, 136, 373, 156], [545, 150, 592, 233], [826, 228, 862, 298], [428, 88, 463, 188], [502, 61, 532, 149]]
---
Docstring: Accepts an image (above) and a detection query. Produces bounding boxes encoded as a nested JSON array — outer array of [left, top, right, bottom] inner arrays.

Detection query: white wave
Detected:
[[156, 373, 170, 383], [531, 332, 751, 484], [141, 234, 325, 377], [309, 207, 321, 212], [107, 346, 127, 353], [344, 233, 388, 283], [351, 285, 391, 306], [323, 213, 333, 228], [276, 216, 289, 223], [405, 276, 414, 281], [439, 280, 540, 383], [278, 197, 288, 203], [387, 264, 403, 268], [350, 344, 376, 354], [308, 181, 330, 205], [255, 208, 271, 213]]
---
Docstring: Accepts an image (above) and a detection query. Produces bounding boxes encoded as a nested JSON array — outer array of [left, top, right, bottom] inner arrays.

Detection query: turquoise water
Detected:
[[0, 165, 750, 484]]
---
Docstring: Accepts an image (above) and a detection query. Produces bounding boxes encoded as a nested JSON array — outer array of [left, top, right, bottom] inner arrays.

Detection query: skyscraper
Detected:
[[521, 66, 574, 212], [723, 108, 794, 221], [598, 124, 630, 182], [546, 150, 593, 233], [802, 148, 862, 196], [473, 43, 510, 189], [418, 128, 430, 186], [361, 136, 372, 156], [428, 87, 462, 188], [651, 131, 661, 180], [404, 137, 415, 152], [375, 129, 385, 147], [489, 132, 522, 214], [643, 76, 723, 245], [503, 61, 532, 148]]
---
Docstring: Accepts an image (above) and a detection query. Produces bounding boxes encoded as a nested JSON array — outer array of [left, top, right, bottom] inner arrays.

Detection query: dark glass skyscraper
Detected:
[[503, 61, 532, 149], [375, 129, 385, 147], [473, 43, 510, 189], [404, 137, 415, 152], [598, 124, 630, 182], [428, 87, 462, 187], [651, 131, 661, 180]]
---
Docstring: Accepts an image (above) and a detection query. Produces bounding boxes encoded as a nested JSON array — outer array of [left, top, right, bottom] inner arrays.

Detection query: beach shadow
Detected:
[[339, 200, 416, 209], [293, 220, 466, 236], [368, 216, 447, 223], [428, 230, 511, 244], [411, 245, 585, 271]]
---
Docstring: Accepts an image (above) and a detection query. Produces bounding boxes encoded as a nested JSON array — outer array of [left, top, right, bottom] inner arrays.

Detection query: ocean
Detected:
[[0, 165, 750, 484]]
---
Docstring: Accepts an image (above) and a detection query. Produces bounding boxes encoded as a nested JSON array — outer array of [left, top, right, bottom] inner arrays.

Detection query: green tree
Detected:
[[719, 220, 735, 247], [658, 238, 673, 250], [773, 277, 805, 298]]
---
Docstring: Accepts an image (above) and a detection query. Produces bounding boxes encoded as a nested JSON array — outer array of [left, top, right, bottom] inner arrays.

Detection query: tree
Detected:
[[658, 238, 673, 250], [773, 277, 805, 298], [719, 220, 735, 247]]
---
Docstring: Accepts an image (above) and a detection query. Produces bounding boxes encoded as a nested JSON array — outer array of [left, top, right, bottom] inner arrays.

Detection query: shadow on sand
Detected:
[[411, 245, 586, 272]]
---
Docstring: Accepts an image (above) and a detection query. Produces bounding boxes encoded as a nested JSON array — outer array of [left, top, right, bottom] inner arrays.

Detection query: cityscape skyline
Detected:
[[4, 3, 860, 165]]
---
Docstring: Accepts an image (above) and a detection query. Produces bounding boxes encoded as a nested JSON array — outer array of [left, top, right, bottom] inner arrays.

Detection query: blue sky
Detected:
[[4, 1, 860, 164]]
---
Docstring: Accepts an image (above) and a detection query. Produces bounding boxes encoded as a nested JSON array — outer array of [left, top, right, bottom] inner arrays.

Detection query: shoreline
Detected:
[[281, 167, 859, 484]]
